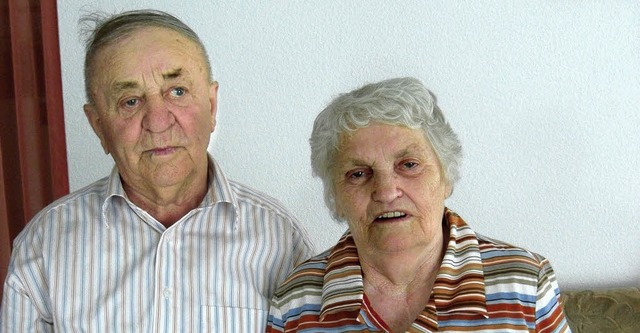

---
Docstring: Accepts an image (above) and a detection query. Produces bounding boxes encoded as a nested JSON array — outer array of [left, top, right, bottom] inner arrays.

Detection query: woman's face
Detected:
[[333, 123, 451, 256]]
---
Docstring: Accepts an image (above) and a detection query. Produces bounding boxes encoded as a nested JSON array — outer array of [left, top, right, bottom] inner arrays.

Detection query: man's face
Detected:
[[84, 26, 217, 195]]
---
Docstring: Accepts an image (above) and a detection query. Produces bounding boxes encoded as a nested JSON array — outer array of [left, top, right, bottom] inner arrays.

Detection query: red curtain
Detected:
[[0, 0, 69, 298]]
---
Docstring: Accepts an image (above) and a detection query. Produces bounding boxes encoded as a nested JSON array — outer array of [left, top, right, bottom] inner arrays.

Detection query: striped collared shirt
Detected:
[[1, 156, 315, 332], [267, 209, 571, 332]]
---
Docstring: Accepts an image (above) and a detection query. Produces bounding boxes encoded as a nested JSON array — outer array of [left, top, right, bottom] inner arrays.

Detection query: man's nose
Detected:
[[142, 95, 175, 133], [371, 172, 402, 203]]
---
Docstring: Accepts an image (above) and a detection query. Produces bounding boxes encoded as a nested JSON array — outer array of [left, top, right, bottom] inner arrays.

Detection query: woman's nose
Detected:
[[371, 172, 402, 202]]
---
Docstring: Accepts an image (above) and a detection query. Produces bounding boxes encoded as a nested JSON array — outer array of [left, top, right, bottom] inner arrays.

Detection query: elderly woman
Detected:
[[266, 77, 570, 332]]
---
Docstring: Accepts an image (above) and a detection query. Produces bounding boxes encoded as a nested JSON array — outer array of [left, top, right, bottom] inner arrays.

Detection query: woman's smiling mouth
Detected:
[[375, 211, 408, 222]]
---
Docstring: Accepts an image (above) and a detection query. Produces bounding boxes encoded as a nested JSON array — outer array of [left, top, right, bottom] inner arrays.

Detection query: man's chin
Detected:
[[149, 163, 196, 187]]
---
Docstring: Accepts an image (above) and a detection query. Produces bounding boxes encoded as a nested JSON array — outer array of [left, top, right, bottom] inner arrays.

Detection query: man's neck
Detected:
[[123, 172, 209, 227]]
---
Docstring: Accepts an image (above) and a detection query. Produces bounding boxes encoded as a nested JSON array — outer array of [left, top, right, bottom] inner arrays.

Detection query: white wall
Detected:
[[58, 1, 640, 290]]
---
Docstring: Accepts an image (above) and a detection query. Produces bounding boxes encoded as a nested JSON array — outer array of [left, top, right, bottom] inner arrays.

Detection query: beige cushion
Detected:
[[561, 287, 640, 333]]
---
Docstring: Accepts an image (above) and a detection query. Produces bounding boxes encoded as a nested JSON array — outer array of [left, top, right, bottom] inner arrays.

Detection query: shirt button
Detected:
[[163, 288, 172, 298]]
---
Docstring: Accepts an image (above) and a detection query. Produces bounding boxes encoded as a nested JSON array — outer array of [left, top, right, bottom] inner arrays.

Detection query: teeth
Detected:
[[377, 211, 405, 219]]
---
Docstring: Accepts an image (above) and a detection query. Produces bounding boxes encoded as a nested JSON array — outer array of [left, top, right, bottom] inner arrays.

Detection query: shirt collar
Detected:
[[202, 155, 237, 209], [319, 232, 364, 321], [101, 153, 238, 227], [319, 208, 488, 323], [433, 209, 488, 316], [105, 165, 125, 199]]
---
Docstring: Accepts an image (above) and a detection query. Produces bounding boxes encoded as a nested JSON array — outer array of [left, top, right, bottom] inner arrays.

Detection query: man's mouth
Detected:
[[148, 146, 177, 156]]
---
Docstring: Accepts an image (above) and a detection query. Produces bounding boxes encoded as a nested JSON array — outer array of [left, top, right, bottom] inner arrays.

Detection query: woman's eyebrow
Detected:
[[394, 143, 424, 159]]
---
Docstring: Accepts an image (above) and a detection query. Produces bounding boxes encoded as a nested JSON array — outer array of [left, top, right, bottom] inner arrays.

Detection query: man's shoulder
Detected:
[[15, 177, 109, 238], [47, 176, 109, 209], [227, 180, 295, 219]]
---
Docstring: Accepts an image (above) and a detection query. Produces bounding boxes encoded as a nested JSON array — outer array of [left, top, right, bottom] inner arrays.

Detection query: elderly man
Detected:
[[0, 10, 314, 332]]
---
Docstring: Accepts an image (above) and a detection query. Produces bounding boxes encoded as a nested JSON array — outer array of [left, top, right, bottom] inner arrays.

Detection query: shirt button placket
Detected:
[[156, 231, 176, 332], [162, 287, 172, 299]]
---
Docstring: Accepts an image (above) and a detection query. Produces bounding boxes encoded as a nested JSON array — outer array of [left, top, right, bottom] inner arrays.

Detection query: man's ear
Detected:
[[209, 81, 219, 133], [83, 104, 110, 154]]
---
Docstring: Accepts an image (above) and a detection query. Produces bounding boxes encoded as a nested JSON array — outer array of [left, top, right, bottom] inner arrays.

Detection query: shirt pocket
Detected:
[[201, 306, 267, 332]]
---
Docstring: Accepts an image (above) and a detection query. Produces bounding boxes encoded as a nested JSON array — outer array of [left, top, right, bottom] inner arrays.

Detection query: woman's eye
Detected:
[[349, 171, 365, 179], [170, 87, 186, 97], [346, 169, 371, 183], [403, 161, 418, 169]]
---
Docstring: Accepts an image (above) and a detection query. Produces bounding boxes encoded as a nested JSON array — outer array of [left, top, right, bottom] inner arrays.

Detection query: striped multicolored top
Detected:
[[266, 209, 571, 332], [1, 156, 316, 333]]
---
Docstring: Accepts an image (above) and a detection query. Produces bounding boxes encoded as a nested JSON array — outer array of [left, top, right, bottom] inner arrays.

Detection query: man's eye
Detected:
[[170, 87, 186, 97], [124, 98, 138, 107]]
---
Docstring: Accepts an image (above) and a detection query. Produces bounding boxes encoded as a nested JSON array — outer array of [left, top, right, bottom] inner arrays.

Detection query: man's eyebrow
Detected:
[[163, 68, 183, 80], [112, 81, 139, 92], [110, 68, 185, 95]]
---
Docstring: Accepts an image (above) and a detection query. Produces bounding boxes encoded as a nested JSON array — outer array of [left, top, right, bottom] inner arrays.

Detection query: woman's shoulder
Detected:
[[274, 248, 332, 293], [475, 233, 554, 279]]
